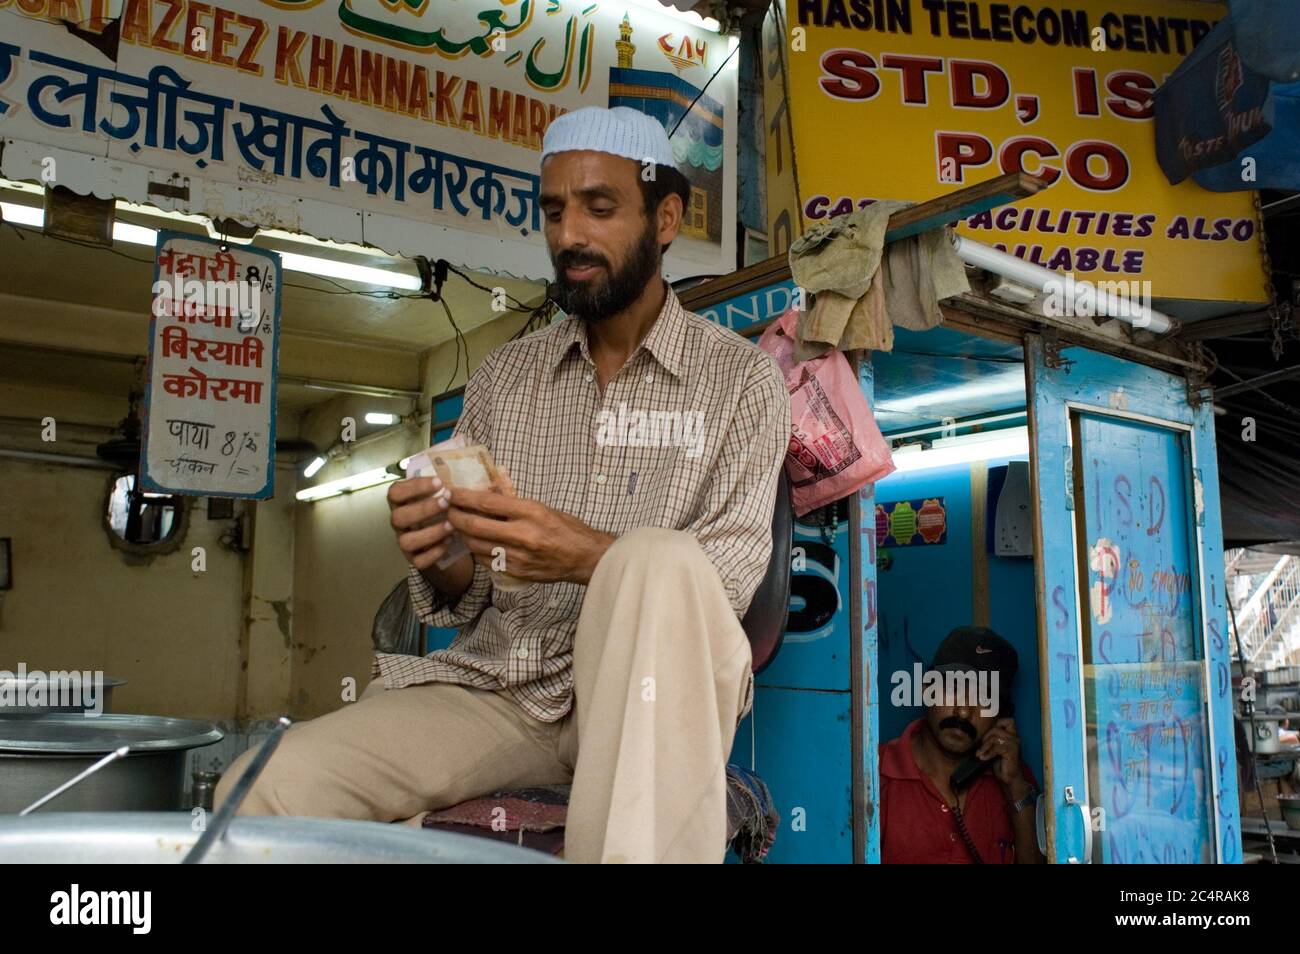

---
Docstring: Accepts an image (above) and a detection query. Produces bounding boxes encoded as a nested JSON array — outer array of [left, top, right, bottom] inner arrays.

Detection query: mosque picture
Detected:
[[608, 13, 726, 247]]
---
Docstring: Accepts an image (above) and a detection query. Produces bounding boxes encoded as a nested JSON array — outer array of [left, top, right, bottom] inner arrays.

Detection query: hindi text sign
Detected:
[[140, 230, 280, 499]]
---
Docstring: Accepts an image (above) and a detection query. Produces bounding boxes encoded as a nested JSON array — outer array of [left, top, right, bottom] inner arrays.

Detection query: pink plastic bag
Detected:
[[759, 308, 895, 517]]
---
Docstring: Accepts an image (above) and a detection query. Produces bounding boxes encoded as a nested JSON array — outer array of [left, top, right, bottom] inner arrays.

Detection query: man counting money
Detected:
[[215, 107, 790, 863]]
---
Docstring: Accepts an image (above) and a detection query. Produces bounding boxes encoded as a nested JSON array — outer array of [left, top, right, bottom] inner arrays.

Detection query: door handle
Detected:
[[1064, 786, 1092, 864]]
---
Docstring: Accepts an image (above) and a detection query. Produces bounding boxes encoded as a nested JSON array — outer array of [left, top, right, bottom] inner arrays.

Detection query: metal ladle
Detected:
[[182, 716, 291, 864], [19, 745, 132, 815]]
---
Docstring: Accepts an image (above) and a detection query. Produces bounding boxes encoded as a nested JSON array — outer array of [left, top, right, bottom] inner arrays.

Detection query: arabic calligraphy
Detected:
[[336, 0, 534, 58], [272, 0, 595, 92]]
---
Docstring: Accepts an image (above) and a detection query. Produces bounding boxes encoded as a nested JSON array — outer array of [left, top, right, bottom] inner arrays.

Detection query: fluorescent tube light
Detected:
[[112, 221, 158, 245], [1, 202, 42, 227], [877, 368, 1026, 416], [889, 427, 1030, 474], [0, 195, 420, 291], [303, 456, 326, 478], [296, 467, 398, 502], [365, 412, 399, 426], [279, 251, 421, 290]]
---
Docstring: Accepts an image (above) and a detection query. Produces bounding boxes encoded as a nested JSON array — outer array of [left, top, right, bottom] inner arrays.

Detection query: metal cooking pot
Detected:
[[1240, 711, 1291, 755], [0, 813, 561, 863], [0, 714, 222, 814], [0, 676, 125, 715]]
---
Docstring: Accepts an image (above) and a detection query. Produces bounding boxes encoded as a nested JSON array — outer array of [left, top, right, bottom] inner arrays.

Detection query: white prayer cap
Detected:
[[541, 106, 677, 170]]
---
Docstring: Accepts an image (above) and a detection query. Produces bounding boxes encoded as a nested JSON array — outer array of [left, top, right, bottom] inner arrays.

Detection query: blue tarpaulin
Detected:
[[1154, 1, 1300, 192]]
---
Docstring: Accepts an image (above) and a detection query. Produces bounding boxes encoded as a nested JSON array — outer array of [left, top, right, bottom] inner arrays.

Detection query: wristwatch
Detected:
[[1011, 786, 1039, 814]]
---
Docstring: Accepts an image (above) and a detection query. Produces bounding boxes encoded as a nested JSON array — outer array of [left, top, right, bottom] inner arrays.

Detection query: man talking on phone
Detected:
[[215, 107, 789, 864], [880, 626, 1045, 864]]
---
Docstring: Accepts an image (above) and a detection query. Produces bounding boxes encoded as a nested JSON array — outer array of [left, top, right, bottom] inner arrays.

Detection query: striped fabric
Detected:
[[374, 284, 790, 723]]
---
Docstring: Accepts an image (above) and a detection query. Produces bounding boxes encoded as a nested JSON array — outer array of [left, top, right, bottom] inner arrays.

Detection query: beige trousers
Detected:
[[214, 528, 754, 863]]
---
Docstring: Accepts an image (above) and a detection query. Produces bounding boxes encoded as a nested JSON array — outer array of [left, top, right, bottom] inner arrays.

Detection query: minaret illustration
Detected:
[[616, 13, 635, 68]]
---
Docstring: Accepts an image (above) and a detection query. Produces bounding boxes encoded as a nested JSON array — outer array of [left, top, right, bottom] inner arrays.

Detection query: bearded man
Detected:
[[216, 107, 789, 864]]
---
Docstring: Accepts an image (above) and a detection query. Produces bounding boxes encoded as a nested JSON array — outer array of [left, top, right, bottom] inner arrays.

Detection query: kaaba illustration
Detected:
[[608, 14, 725, 246]]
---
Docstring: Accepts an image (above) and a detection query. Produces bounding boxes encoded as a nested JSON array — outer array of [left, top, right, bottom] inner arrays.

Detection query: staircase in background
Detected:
[[1228, 551, 1300, 670]]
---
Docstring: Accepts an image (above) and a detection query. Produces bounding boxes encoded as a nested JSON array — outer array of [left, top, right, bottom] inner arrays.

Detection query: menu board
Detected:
[[140, 230, 281, 499]]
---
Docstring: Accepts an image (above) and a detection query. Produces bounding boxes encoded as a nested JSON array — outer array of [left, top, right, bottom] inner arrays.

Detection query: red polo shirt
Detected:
[[880, 718, 1037, 864]]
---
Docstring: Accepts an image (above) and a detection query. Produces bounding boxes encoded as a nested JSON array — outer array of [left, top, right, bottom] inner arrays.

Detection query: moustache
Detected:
[[939, 716, 977, 741], [554, 249, 609, 272]]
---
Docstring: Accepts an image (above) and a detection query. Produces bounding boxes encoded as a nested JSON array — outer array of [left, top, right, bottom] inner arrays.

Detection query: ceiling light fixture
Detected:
[[1, 198, 421, 291], [888, 426, 1031, 475], [296, 467, 398, 502]]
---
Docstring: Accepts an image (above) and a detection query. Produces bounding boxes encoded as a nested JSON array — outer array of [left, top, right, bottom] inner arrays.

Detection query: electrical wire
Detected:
[[668, 40, 740, 140], [436, 296, 469, 394], [443, 261, 541, 313], [1214, 360, 1300, 421]]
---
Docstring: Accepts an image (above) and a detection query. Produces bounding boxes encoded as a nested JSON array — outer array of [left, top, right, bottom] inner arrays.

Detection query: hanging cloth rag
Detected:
[[789, 200, 909, 355], [882, 225, 971, 332], [788, 200, 970, 352]]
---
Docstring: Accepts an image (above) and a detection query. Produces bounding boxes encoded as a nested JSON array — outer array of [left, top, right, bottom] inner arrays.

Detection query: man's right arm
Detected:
[[387, 354, 497, 626]]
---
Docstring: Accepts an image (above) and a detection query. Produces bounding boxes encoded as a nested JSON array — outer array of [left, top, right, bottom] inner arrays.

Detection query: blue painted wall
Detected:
[[729, 498, 857, 863], [874, 457, 1044, 789]]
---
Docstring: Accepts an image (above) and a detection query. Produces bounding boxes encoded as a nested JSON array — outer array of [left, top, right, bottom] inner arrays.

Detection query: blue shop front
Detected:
[[669, 269, 1241, 865]]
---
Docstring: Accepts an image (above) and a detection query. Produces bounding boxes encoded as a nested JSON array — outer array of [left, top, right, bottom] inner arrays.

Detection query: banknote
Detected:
[[404, 436, 470, 570], [408, 440, 529, 590]]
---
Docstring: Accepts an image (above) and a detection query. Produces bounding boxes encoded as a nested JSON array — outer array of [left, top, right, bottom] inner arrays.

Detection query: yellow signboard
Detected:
[[764, 0, 1267, 304]]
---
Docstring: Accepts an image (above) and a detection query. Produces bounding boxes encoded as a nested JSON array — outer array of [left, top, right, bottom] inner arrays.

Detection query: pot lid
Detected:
[[0, 714, 223, 753]]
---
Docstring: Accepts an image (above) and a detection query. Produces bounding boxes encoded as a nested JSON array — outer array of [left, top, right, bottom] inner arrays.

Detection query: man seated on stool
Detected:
[[214, 107, 789, 864], [880, 626, 1045, 863]]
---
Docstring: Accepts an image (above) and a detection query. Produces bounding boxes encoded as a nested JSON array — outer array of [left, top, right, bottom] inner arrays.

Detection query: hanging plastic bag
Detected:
[[372, 578, 423, 656], [758, 307, 896, 517]]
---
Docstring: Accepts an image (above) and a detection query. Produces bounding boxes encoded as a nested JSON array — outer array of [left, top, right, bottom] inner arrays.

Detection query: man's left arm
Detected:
[[684, 352, 790, 617], [980, 718, 1047, 864]]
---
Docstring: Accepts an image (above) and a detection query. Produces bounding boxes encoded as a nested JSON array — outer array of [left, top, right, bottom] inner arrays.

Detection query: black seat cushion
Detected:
[[741, 470, 792, 674]]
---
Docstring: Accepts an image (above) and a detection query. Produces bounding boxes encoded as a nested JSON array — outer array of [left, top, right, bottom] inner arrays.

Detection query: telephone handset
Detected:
[[950, 752, 993, 791], [948, 701, 1015, 791]]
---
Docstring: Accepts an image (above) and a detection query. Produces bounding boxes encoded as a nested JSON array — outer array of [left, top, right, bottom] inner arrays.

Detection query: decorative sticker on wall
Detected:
[[877, 498, 947, 547]]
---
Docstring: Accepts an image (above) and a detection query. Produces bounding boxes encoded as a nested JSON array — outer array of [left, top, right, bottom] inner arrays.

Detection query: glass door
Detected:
[[1026, 335, 1241, 863]]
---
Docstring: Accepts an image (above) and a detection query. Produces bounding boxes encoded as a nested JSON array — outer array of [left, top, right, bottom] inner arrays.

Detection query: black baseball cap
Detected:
[[929, 626, 1018, 712]]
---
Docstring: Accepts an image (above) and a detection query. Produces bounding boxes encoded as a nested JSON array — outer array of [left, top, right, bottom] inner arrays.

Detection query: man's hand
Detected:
[[387, 476, 474, 597], [977, 717, 1029, 793], [446, 480, 615, 585]]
